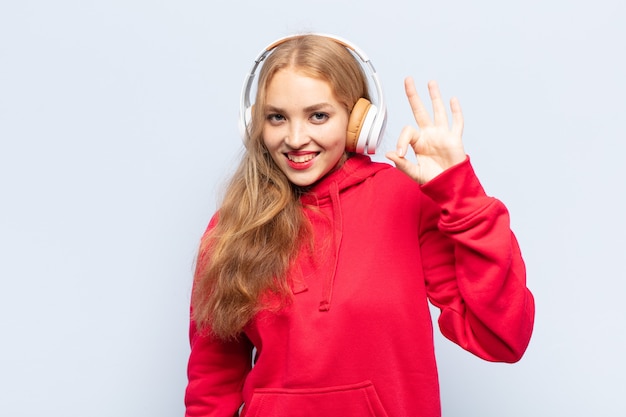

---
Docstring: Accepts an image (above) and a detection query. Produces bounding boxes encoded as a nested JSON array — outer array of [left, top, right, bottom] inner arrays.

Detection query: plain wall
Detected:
[[1, 1, 625, 415]]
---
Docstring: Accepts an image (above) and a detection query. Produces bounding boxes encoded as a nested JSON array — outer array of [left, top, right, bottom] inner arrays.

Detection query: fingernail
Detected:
[[397, 147, 404, 157]]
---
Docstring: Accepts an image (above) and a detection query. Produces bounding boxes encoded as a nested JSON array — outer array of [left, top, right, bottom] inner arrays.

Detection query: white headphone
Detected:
[[238, 33, 387, 155]]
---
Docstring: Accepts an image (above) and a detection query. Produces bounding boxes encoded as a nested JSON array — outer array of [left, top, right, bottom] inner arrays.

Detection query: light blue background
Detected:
[[1, 1, 625, 415]]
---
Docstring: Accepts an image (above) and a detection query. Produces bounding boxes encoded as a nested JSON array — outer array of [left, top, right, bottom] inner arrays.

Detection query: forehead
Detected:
[[265, 69, 336, 105]]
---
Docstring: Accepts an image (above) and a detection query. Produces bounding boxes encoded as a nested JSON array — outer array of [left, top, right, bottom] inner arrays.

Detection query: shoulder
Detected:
[[346, 159, 424, 209], [346, 155, 416, 186], [363, 160, 420, 192]]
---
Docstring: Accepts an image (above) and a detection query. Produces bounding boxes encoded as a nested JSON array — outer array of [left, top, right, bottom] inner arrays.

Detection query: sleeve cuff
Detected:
[[420, 156, 492, 223]]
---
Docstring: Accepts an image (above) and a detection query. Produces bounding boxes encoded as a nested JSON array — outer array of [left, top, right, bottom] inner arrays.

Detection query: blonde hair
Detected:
[[192, 34, 370, 339]]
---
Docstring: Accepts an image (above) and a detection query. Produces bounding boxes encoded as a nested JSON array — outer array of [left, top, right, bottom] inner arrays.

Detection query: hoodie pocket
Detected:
[[245, 380, 389, 417]]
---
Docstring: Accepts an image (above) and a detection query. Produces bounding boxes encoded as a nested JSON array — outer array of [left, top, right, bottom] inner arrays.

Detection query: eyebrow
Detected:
[[264, 102, 336, 114]]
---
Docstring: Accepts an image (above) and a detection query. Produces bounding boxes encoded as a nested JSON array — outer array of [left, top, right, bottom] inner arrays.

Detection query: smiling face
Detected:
[[262, 68, 349, 187]]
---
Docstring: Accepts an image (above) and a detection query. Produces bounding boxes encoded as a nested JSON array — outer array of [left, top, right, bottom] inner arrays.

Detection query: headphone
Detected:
[[238, 33, 387, 155]]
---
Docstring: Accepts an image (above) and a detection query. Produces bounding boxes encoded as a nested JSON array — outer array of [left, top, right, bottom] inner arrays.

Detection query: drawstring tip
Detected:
[[319, 301, 330, 312]]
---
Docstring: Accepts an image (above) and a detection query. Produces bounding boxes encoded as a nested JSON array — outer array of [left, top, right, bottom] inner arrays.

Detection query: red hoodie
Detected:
[[185, 154, 535, 417]]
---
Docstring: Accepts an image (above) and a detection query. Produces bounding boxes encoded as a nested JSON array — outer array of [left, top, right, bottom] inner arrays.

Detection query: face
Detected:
[[262, 68, 349, 187]]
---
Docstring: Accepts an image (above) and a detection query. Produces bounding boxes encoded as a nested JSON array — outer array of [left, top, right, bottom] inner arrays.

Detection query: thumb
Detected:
[[385, 151, 413, 175]]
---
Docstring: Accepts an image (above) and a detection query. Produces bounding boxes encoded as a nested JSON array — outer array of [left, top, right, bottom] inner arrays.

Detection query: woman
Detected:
[[185, 33, 534, 417]]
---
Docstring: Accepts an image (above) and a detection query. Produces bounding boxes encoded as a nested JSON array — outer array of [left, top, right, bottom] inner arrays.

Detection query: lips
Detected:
[[285, 151, 318, 170]]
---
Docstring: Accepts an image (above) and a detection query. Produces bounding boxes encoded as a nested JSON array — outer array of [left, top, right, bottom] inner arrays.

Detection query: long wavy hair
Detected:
[[192, 34, 370, 340]]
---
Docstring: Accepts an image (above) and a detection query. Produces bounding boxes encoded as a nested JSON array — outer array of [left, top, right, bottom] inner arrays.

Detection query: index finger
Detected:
[[405, 77, 432, 128]]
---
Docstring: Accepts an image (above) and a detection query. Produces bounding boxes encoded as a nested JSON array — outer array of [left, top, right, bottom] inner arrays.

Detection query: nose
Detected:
[[284, 120, 310, 149]]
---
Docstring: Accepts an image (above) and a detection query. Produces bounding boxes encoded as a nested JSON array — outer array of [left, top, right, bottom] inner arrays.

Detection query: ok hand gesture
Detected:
[[385, 77, 467, 184]]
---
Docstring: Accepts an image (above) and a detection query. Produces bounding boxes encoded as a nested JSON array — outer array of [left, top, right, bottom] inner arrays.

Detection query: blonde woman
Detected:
[[185, 34, 534, 417]]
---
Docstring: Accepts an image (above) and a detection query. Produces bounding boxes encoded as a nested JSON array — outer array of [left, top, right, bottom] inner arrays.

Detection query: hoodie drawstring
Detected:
[[319, 182, 343, 312]]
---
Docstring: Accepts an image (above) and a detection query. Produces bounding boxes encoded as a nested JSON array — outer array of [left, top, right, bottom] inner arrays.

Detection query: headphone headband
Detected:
[[239, 33, 387, 154]]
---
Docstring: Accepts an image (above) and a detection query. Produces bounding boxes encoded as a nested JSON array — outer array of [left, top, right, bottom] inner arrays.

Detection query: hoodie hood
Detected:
[[298, 154, 391, 311], [300, 154, 390, 207]]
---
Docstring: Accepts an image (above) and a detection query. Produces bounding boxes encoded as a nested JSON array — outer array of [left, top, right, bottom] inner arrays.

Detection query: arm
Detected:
[[386, 78, 534, 362], [418, 158, 534, 362], [185, 215, 254, 416], [185, 318, 253, 417]]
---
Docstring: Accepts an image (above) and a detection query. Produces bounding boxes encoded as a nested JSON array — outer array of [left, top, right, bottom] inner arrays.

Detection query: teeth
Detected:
[[287, 153, 316, 163]]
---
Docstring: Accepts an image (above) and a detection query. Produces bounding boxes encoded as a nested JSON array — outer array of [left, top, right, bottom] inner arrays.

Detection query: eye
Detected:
[[266, 113, 285, 124], [310, 112, 329, 123]]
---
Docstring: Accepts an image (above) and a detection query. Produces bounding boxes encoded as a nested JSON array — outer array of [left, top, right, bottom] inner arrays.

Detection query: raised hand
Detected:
[[385, 77, 467, 184]]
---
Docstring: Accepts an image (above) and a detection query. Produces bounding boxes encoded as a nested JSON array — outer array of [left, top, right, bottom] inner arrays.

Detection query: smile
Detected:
[[286, 152, 318, 163]]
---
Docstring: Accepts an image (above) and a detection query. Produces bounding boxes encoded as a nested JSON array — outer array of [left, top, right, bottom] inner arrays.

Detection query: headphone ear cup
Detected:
[[238, 105, 254, 140], [346, 98, 372, 153]]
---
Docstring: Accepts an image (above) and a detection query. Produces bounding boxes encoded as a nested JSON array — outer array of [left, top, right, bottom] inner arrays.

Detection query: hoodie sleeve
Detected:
[[418, 156, 535, 363], [184, 215, 254, 417], [184, 319, 253, 417]]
